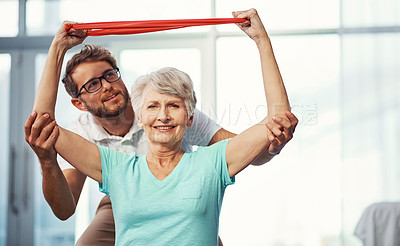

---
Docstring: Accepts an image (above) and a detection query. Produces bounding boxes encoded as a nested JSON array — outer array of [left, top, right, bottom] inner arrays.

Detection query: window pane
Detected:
[[216, 0, 339, 32], [0, 1, 18, 37], [120, 48, 202, 108], [342, 0, 400, 27], [341, 33, 400, 245], [0, 54, 11, 246], [34, 54, 81, 246], [216, 35, 341, 245], [26, 0, 211, 36]]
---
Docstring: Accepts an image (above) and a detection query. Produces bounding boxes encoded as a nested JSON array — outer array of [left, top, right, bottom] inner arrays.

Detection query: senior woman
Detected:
[[26, 8, 292, 245]]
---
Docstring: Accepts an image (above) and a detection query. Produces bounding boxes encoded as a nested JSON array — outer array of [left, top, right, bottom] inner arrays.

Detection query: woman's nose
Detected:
[[157, 107, 170, 122]]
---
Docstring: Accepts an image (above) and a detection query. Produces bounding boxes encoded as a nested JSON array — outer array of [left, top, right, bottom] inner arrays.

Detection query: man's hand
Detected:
[[52, 21, 88, 52], [266, 111, 298, 155], [24, 112, 59, 165]]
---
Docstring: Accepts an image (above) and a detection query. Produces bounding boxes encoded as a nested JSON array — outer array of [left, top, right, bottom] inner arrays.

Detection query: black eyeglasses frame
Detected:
[[75, 68, 121, 98]]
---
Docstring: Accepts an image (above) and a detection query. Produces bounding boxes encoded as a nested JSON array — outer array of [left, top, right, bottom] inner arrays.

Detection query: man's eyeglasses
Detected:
[[76, 68, 121, 97]]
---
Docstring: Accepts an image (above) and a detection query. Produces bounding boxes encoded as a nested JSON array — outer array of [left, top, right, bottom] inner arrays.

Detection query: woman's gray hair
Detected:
[[131, 67, 197, 119]]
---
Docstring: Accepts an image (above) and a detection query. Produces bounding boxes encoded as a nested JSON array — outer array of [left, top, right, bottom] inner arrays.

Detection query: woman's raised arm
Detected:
[[226, 9, 292, 177]]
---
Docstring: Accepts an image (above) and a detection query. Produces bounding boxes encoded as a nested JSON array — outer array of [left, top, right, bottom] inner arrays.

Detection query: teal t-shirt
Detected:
[[98, 139, 234, 246]]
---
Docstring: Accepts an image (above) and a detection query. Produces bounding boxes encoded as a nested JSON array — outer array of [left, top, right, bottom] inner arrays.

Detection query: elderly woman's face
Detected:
[[137, 86, 193, 146]]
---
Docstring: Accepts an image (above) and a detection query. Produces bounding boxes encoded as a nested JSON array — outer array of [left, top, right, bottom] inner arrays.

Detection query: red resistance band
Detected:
[[66, 18, 247, 36]]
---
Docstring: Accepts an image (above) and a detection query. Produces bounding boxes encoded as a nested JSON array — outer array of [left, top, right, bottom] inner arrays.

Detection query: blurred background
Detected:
[[0, 0, 399, 245]]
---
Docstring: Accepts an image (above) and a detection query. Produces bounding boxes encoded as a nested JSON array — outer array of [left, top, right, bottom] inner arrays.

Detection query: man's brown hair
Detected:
[[62, 44, 118, 98]]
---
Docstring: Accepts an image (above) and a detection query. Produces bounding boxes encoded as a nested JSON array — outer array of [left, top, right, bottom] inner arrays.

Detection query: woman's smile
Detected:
[[153, 125, 176, 132]]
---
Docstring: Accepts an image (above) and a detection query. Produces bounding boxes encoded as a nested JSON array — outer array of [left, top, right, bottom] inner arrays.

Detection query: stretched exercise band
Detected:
[[66, 18, 247, 36]]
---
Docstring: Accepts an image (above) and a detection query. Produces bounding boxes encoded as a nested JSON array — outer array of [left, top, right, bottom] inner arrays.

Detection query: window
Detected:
[[216, 0, 339, 32], [0, 54, 11, 246], [0, 1, 18, 37], [26, 0, 211, 36], [342, 0, 400, 27], [33, 54, 79, 246], [120, 48, 202, 108], [341, 33, 400, 245], [216, 35, 342, 245]]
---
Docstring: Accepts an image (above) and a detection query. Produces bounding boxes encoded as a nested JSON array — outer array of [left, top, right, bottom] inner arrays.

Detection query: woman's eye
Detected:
[[169, 104, 179, 108]]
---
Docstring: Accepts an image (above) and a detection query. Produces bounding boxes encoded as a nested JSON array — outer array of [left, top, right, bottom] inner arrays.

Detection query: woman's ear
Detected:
[[71, 98, 88, 111], [136, 115, 143, 128], [187, 114, 194, 127]]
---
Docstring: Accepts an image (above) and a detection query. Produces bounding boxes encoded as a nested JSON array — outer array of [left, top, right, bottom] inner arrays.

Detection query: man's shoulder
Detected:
[[68, 112, 91, 130], [195, 139, 230, 154], [67, 112, 100, 140], [182, 109, 221, 147]]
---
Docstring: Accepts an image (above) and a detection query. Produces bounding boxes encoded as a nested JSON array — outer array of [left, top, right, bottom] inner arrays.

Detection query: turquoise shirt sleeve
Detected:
[[97, 145, 136, 195], [199, 138, 234, 187], [98, 145, 111, 195]]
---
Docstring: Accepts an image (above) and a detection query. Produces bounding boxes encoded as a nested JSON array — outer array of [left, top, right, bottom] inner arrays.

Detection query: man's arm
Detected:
[[249, 111, 298, 165], [44, 167, 86, 220], [25, 21, 88, 219], [25, 112, 87, 220], [208, 128, 236, 146], [31, 20, 102, 180], [26, 22, 101, 219]]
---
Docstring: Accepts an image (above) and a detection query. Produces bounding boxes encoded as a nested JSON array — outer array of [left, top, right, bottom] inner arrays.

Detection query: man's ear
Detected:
[[71, 98, 88, 112], [187, 114, 194, 127]]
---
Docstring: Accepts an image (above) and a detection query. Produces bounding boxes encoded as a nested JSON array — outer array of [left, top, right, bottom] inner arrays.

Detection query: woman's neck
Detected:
[[146, 142, 184, 167], [146, 143, 185, 181]]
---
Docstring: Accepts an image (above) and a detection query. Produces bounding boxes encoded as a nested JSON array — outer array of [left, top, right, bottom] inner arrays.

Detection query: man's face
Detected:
[[72, 61, 130, 118]]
